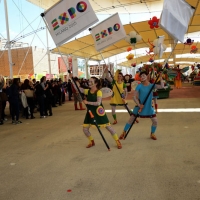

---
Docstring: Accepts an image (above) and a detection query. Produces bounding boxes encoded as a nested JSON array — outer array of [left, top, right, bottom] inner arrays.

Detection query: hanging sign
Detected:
[[42, 0, 99, 46], [90, 13, 126, 51]]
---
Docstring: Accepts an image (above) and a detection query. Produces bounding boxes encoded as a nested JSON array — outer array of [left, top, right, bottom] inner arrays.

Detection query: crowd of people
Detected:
[[0, 76, 76, 125], [0, 75, 114, 126], [1, 70, 164, 150]]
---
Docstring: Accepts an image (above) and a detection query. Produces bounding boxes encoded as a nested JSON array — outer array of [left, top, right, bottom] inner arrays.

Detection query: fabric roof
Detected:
[[26, 0, 198, 15], [27, 0, 200, 66], [51, 15, 200, 65], [27, 0, 164, 14]]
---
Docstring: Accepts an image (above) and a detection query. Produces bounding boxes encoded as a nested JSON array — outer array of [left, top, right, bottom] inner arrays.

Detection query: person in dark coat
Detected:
[[9, 78, 22, 124]]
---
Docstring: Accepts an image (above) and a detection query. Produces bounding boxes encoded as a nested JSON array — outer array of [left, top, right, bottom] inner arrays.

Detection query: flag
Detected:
[[42, 0, 99, 46], [159, 0, 194, 43], [90, 13, 126, 52]]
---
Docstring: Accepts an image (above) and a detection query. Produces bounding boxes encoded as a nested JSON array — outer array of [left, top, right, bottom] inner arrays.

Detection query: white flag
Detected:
[[42, 0, 99, 46], [91, 13, 126, 52], [159, 0, 194, 43]]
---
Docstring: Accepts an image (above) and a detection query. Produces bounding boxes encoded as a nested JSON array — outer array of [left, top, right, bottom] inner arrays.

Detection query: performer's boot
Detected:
[[86, 136, 95, 148], [112, 114, 117, 125], [150, 133, 157, 140], [119, 131, 126, 140], [113, 120, 117, 125], [150, 126, 157, 140], [135, 119, 139, 123], [79, 103, 86, 110], [74, 103, 80, 110], [119, 123, 130, 140], [155, 104, 158, 113], [112, 134, 122, 149], [116, 140, 122, 149]]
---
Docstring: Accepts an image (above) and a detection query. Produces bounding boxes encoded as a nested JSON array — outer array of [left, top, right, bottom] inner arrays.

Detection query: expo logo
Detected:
[[95, 23, 121, 41], [51, 1, 87, 31]]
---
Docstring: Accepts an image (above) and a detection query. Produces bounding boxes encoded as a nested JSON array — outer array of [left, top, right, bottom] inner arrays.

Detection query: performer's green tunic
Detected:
[[83, 89, 110, 127]]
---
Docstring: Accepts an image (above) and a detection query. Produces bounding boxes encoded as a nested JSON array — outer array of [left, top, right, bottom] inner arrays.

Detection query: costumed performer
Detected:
[[70, 74, 122, 149], [134, 71, 141, 81], [119, 71, 164, 140], [124, 74, 134, 93], [71, 77, 86, 110], [104, 68, 130, 125], [174, 65, 182, 89]]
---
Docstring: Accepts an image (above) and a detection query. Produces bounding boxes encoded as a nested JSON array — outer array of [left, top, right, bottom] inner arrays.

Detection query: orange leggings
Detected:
[[175, 80, 182, 88]]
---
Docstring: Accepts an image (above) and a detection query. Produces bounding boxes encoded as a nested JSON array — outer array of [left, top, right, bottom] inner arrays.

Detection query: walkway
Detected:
[[0, 84, 200, 200]]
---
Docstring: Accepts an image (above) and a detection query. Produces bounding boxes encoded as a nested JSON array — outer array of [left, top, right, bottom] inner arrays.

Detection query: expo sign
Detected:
[[51, 1, 87, 31]]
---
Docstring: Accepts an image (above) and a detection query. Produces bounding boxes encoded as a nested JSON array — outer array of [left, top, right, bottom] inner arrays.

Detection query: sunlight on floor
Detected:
[[105, 108, 200, 113]]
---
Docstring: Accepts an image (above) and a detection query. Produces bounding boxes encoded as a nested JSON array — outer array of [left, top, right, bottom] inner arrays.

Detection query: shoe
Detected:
[[16, 121, 22, 124], [86, 140, 95, 148], [40, 116, 47, 118], [116, 140, 122, 149], [49, 114, 52, 116], [150, 133, 157, 140], [12, 120, 16, 124], [119, 131, 126, 140], [31, 116, 35, 119], [0, 121, 3, 125], [112, 120, 117, 125]]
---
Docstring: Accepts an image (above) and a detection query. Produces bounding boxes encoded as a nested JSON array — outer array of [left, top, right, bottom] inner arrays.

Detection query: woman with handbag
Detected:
[[21, 79, 35, 119]]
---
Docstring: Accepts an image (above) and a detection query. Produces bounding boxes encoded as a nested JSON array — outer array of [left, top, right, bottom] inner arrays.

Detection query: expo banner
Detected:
[[91, 13, 126, 52], [43, 0, 99, 46]]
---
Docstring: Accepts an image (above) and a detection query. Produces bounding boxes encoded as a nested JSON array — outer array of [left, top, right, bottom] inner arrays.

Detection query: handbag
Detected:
[[24, 89, 34, 98], [0, 92, 8, 102]]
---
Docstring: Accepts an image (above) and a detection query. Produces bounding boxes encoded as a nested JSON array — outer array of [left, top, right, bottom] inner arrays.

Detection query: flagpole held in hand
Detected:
[[68, 70, 110, 151], [108, 70, 132, 116]]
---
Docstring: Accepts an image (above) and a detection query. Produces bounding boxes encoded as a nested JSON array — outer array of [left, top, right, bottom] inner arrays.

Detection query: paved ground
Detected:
[[0, 83, 200, 200]]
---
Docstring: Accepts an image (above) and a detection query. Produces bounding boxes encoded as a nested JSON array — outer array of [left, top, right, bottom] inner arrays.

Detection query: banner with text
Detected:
[[91, 13, 126, 52], [43, 0, 99, 46]]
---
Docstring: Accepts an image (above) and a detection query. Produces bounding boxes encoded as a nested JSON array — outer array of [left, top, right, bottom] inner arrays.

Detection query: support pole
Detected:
[[46, 28, 51, 76], [4, 0, 13, 78]]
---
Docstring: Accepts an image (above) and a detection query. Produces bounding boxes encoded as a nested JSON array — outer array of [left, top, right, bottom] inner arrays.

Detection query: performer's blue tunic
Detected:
[[133, 83, 155, 117]]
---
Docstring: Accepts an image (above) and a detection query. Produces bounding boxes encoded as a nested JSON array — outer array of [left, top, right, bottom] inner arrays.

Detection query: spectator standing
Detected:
[[9, 78, 22, 124], [35, 76, 48, 118]]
